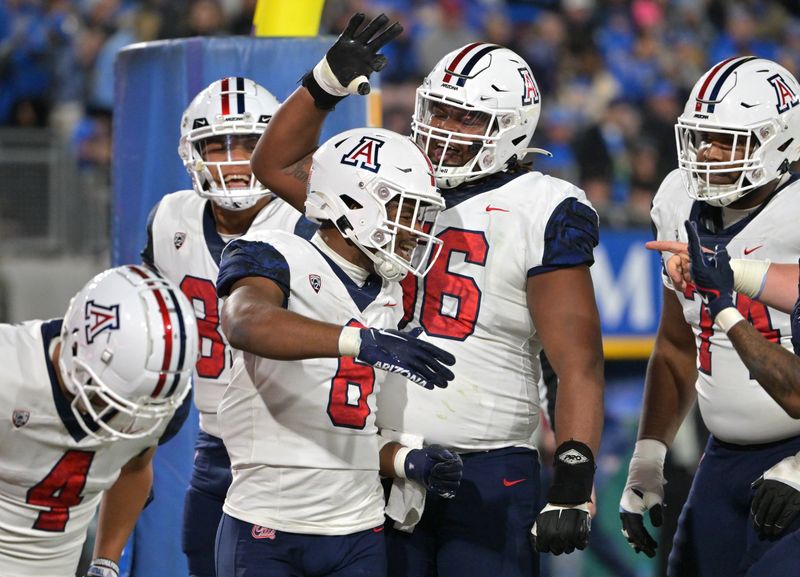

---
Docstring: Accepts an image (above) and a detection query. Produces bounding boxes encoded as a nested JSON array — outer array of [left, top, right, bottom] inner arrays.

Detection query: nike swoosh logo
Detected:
[[485, 205, 510, 213], [503, 478, 526, 487], [743, 245, 763, 255], [384, 303, 397, 307], [397, 167, 413, 173]]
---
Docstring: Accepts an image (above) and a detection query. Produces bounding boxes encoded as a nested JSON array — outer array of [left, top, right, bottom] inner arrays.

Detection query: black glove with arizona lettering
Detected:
[[342, 326, 455, 389], [302, 12, 402, 109], [751, 453, 800, 539], [403, 445, 463, 498], [86, 558, 119, 577], [685, 220, 735, 320], [531, 440, 595, 555]]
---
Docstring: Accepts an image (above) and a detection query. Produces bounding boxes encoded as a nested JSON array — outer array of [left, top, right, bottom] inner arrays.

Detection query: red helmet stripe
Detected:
[[221, 77, 231, 115], [694, 56, 739, 112], [442, 42, 482, 84]]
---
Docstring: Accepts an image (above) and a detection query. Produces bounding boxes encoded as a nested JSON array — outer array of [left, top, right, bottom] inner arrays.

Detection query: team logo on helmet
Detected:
[[12, 409, 30, 428], [84, 301, 120, 344], [341, 136, 384, 173], [309, 274, 322, 293], [174, 232, 187, 250], [518, 68, 540, 106], [768, 73, 799, 114], [251, 525, 276, 540]]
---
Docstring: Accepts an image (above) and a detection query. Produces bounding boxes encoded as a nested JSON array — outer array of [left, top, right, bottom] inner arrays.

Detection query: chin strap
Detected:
[[521, 147, 553, 158]]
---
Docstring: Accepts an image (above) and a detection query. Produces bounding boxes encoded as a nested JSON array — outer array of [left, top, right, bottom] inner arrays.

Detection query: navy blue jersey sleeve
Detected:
[[158, 386, 192, 445], [528, 198, 599, 277], [294, 216, 319, 240], [216, 239, 291, 304], [140, 201, 161, 269]]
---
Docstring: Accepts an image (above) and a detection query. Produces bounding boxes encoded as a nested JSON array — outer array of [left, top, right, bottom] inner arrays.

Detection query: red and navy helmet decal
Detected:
[[84, 301, 120, 344], [128, 265, 190, 399], [768, 73, 800, 114], [341, 136, 385, 173], [219, 77, 247, 115], [693, 56, 758, 114], [518, 67, 540, 106], [442, 43, 501, 87]]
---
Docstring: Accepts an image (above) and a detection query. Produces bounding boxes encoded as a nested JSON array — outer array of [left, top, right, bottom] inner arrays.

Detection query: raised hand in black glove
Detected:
[[531, 440, 595, 555], [685, 220, 735, 320], [303, 13, 402, 109]]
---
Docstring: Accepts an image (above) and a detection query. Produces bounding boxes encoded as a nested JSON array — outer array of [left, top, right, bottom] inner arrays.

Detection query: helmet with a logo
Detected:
[[306, 128, 445, 281], [59, 265, 198, 441], [412, 44, 543, 188], [179, 77, 279, 210], [675, 56, 800, 206]]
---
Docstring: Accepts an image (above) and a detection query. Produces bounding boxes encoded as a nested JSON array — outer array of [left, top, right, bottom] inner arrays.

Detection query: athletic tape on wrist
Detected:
[[394, 446, 412, 479], [338, 326, 362, 357], [730, 258, 770, 299], [715, 307, 745, 333]]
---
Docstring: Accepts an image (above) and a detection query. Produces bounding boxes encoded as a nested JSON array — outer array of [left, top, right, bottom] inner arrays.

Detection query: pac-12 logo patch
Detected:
[[174, 232, 187, 250], [251, 525, 276, 540], [85, 301, 120, 343], [12, 409, 30, 428], [309, 274, 322, 293], [768, 73, 800, 113], [341, 136, 384, 173]]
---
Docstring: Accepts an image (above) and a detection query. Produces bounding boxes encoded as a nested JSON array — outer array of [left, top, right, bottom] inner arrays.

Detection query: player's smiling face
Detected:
[[694, 130, 753, 185], [386, 198, 426, 261], [199, 134, 259, 189]]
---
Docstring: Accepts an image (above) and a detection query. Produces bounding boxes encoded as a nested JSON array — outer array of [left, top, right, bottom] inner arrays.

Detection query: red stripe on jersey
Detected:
[[695, 57, 738, 112], [442, 42, 482, 84], [221, 77, 230, 115]]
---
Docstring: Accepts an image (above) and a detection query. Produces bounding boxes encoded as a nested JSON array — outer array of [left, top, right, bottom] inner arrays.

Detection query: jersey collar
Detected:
[[311, 243, 383, 312], [441, 171, 523, 209]]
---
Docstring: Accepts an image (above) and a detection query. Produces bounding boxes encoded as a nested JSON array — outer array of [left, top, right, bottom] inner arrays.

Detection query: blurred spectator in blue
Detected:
[[532, 106, 579, 185], [517, 11, 566, 97], [557, 41, 620, 126], [709, 3, 778, 64], [71, 104, 112, 171], [414, 0, 478, 77], [640, 80, 681, 185]]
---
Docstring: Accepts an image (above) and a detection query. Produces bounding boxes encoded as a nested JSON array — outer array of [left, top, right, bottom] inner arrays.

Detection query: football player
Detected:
[[250, 13, 605, 576], [0, 265, 198, 577], [620, 57, 800, 576], [140, 77, 315, 577], [214, 127, 458, 577]]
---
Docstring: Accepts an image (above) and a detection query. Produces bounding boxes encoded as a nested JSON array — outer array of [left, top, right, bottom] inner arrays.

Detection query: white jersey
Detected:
[[143, 190, 313, 437], [652, 169, 800, 444], [0, 320, 166, 577], [377, 171, 599, 451], [216, 231, 403, 535]]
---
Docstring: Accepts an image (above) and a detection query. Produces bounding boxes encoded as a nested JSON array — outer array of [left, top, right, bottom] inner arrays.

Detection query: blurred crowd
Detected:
[[2, 0, 800, 228]]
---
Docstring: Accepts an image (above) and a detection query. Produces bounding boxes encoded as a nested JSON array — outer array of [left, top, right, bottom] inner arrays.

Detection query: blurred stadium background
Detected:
[[3, 1, 800, 576]]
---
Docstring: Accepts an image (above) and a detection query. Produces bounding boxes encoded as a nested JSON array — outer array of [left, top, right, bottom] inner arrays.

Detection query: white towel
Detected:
[[380, 429, 427, 533]]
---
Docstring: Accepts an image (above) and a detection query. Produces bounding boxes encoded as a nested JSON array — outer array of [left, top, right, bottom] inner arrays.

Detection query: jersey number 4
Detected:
[[27, 450, 94, 532], [402, 228, 488, 340], [180, 276, 226, 379]]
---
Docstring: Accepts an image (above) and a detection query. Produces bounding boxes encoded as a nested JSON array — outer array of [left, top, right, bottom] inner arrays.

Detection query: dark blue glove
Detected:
[[404, 445, 463, 498], [357, 328, 455, 389], [686, 220, 735, 320]]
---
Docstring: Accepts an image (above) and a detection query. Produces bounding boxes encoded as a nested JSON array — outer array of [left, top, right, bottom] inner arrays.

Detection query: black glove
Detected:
[[302, 13, 402, 109], [751, 454, 800, 539], [532, 440, 595, 555], [357, 327, 455, 389], [685, 220, 735, 319], [404, 445, 463, 498]]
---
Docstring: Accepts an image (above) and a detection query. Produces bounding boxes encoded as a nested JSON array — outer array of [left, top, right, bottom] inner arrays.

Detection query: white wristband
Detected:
[[312, 58, 351, 97], [87, 558, 120, 577], [393, 446, 412, 478], [715, 307, 746, 333], [338, 326, 362, 357], [730, 258, 770, 299], [632, 439, 668, 465]]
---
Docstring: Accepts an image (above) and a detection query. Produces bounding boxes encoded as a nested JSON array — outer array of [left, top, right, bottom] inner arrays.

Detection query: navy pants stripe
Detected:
[[183, 431, 233, 577], [385, 446, 540, 577], [668, 434, 800, 577]]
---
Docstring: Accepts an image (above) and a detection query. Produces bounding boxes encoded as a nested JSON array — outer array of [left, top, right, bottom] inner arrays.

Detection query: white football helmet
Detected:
[[179, 77, 280, 211], [59, 265, 199, 441], [412, 44, 543, 188], [306, 128, 445, 281], [676, 57, 800, 207]]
